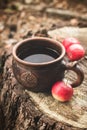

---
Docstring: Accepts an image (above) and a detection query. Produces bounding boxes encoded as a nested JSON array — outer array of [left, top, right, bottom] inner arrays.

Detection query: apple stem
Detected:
[[63, 79, 69, 86]]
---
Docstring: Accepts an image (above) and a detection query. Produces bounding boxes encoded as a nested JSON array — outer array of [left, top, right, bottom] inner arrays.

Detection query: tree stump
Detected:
[[0, 27, 87, 130]]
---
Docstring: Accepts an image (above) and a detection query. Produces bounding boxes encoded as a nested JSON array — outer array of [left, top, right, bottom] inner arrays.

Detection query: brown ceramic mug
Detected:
[[12, 37, 84, 92]]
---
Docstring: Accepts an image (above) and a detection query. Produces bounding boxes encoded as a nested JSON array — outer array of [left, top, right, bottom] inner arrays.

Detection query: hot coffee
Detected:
[[23, 48, 59, 63]]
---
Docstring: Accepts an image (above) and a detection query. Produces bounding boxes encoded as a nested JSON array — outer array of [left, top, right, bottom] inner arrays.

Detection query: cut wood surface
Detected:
[[0, 27, 87, 130]]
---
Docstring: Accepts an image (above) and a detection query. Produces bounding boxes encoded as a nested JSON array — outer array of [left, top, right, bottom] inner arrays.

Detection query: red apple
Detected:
[[62, 37, 80, 51], [51, 81, 73, 102], [67, 44, 85, 61]]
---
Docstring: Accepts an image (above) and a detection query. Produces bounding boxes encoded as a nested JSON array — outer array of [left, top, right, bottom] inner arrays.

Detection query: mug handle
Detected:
[[64, 61, 84, 88]]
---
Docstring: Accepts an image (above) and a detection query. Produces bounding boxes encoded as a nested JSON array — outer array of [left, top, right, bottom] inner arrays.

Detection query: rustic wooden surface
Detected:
[[0, 27, 87, 130]]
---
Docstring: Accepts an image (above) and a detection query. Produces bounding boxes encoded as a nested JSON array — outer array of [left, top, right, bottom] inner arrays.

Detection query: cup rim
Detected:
[[12, 37, 65, 66]]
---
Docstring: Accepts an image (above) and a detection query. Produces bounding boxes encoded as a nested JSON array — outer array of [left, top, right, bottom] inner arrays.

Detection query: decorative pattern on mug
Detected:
[[20, 71, 38, 88]]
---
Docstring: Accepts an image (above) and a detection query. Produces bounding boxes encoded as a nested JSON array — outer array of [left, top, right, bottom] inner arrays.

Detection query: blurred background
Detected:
[[0, 0, 87, 46]]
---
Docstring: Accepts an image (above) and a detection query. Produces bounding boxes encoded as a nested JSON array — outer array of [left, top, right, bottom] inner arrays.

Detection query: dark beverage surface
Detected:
[[24, 54, 55, 63], [22, 48, 59, 63]]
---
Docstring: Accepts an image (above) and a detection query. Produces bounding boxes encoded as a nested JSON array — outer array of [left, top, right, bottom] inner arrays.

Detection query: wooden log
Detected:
[[0, 27, 87, 130], [46, 8, 87, 21]]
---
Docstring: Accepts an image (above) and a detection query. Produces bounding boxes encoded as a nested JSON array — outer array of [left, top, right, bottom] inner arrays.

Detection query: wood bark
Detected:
[[0, 27, 87, 130]]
